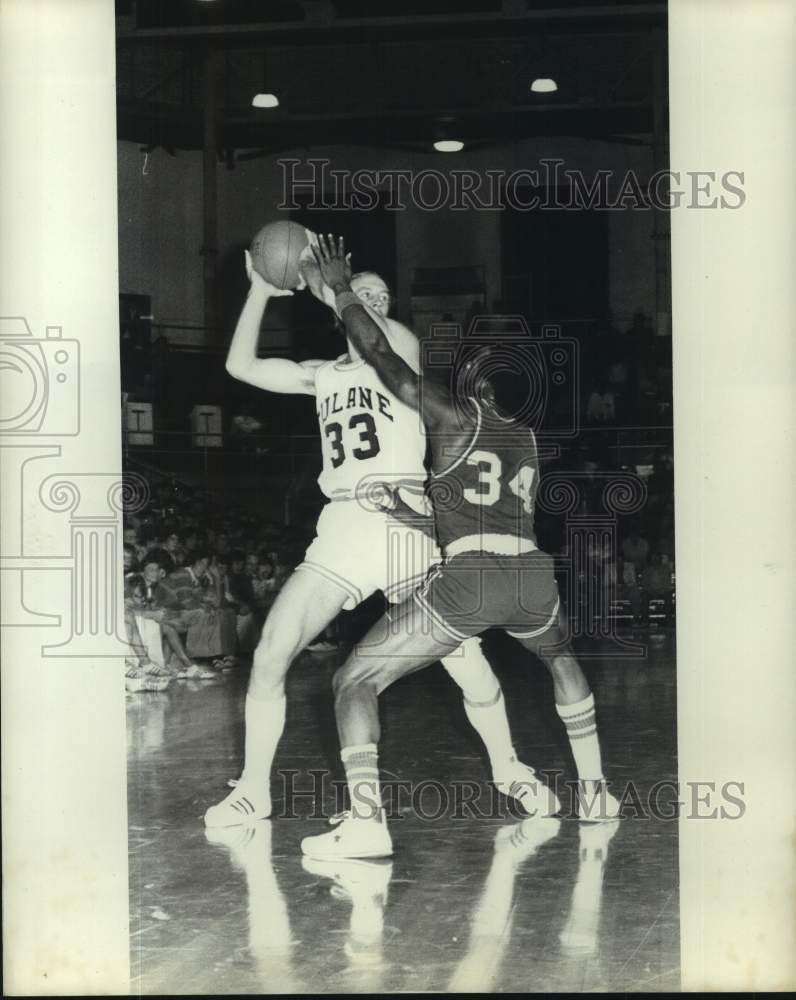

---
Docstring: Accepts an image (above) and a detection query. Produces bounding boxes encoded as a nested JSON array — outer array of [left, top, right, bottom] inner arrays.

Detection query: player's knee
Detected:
[[250, 632, 293, 694], [441, 637, 492, 683], [254, 619, 296, 668], [332, 654, 378, 701]]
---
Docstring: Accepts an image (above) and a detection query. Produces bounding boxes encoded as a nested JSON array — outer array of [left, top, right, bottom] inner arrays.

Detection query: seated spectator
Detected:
[[217, 551, 258, 654], [123, 524, 140, 548], [640, 553, 675, 627], [586, 382, 617, 424], [227, 550, 256, 608], [619, 557, 644, 621], [215, 533, 231, 559], [622, 526, 650, 573], [244, 551, 259, 579], [123, 576, 170, 694], [182, 527, 201, 561], [641, 553, 674, 600], [135, 559, 209, 678], [160, 530, 182, 573], [251, 554, 281, 613], [123, 543, 139, 577], [160, 549, 237, 669]]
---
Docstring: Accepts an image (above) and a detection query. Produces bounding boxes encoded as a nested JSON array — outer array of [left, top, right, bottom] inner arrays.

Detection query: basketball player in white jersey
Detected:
[[204, 236, 545, 827]]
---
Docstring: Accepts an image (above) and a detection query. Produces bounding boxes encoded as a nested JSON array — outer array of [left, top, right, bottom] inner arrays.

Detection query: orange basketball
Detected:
[[249, 220, 309, 289]]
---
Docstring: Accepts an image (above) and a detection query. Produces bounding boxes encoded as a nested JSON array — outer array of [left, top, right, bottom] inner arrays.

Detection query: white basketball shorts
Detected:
[[296, 499, 440, 611]]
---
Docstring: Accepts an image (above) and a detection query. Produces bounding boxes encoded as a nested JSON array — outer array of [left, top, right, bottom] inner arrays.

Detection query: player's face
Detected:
[[351, 275, 391, 317]]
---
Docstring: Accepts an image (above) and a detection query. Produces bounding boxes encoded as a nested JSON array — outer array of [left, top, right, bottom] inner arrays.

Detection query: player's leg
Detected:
[[204, 567, 350, 827], [514, 619, 619, 821], [301, 598, 461, 859], [439, 639, 530, 803], [392, 537, 539, 812], [427, 556, 558, 817]]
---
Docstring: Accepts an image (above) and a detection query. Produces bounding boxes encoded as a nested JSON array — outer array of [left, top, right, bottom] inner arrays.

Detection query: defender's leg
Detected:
[[516, 622, 619, 822], [302, 599, 460, 859]]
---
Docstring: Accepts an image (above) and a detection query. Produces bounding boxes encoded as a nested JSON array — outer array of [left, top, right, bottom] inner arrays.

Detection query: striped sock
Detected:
[[556, 693, 605, 785], [341, 743, 382, 821]]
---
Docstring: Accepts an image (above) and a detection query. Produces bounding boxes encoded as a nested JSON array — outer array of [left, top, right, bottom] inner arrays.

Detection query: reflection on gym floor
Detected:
[[128, 641, 679, 994]]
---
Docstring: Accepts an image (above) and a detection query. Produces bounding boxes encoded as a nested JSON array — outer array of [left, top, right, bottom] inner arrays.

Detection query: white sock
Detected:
[[240, 693, 286, 788], [555, 693, 605, 784], [463, 690, 518, 774], [341, 743, 382, 821], [441, 639, 517, 773]]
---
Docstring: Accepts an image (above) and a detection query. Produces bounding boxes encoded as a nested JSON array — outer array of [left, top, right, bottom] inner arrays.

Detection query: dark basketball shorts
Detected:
[[413, 549, 560, 642]]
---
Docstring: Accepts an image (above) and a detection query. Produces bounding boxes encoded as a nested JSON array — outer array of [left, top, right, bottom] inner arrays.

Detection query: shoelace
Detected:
[[329, 811, 351, 826]]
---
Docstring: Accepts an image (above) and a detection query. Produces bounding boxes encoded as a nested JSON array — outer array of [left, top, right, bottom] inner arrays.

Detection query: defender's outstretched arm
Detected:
[[313, 234, 453, 427]]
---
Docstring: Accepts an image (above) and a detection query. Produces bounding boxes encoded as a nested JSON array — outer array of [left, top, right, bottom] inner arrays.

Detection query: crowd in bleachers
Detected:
[[122, 480, 313, 693]]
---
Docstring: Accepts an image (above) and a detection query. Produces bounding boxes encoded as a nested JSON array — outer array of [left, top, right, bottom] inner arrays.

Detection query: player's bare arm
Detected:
[[225, 249, 322, 396], [312, 234, 454, 428]]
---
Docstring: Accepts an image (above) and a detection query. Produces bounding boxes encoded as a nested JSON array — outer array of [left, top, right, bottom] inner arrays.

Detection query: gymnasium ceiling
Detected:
[[115, 0, 668, 158]]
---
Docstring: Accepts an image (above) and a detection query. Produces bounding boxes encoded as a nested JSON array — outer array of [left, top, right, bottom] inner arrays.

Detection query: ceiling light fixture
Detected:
[[530, 78, 558, 93], [433, 139, 464, 153], [252, 93, 280, 108]]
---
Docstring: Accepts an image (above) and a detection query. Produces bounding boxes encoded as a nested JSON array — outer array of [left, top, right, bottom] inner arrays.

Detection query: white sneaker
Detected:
[[559, 820, 620, 957], [303, 856, 392, 971], [177, 663, 217, 680], [301, 811, 393, 860], [493, 761, 561, 818], [204, 780, 272, 827], [144, 660, 179, 680], [125, 675, 170, 693], [204, 819, 272, 863], [578, 818, 621, 861], [577, 781, 621, 822], [301, 855, 393, 902], [493, 816, 562, 862]]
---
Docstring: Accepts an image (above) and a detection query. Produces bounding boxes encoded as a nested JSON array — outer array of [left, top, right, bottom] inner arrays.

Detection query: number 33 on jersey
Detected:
[[314, 356, 428, 501]]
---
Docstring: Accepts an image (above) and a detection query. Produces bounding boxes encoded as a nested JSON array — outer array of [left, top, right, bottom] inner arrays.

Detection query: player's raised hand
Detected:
[[312, 234, 352, 291], [298, 230, 336, 308], [243, 249, 295, 297]]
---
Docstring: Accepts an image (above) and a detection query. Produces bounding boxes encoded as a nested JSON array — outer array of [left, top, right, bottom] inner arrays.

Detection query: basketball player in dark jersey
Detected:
[[302, 235, 619, 860]]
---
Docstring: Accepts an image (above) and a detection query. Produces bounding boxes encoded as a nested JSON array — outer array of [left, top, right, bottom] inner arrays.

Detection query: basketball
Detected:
[[249, 220, 309, 289]]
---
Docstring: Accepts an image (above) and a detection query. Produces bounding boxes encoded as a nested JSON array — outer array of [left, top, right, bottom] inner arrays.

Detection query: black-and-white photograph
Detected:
[[116, 1, 680, 993], [3, 1, 794, 995]]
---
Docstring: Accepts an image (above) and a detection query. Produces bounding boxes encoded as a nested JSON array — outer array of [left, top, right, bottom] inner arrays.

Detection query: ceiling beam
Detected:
[[117, 5, 666, 43]]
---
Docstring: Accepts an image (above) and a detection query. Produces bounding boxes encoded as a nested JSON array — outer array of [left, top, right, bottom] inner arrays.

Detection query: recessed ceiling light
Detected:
[[530, 78, 558, 93], [252, 93, 279, 108], [433, 139, 464, 152]]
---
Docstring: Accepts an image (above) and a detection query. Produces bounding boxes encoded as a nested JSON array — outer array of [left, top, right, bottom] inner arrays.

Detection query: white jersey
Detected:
[[314, 354, 427, 501], [300, 319, 437, 609]]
